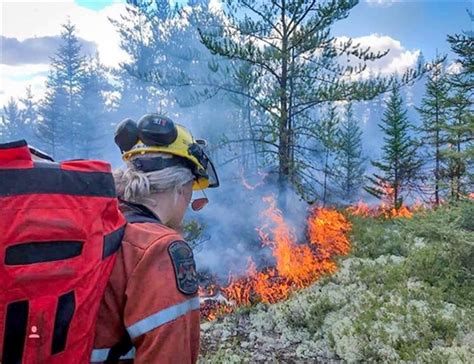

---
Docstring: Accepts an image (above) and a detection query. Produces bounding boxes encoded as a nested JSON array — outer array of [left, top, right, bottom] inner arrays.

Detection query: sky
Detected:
[[0, 0, 472, 108]]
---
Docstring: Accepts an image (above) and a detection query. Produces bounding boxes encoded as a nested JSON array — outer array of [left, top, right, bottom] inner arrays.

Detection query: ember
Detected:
[[200, 196, 352, 320]]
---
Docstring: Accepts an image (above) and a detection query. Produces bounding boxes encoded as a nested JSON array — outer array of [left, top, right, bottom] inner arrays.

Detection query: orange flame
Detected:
[[346, 182, 417, 219], [201, 196, 352, 319]]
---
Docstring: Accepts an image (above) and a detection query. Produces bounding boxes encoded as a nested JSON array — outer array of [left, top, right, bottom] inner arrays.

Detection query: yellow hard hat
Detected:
[[114, 114, 219, 190]]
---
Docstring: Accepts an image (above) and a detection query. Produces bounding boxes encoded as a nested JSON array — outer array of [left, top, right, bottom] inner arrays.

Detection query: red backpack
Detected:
[[0, 140, 126, 364]]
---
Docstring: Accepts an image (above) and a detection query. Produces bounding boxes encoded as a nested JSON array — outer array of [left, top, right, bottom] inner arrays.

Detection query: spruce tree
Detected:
[[318, 106, 339, 206], [38, 75, 69, 158], [444, 14, 473, 199], [76, 57, 112, 159], [416, 58, 450, 205], [1, 98, 22, 142], [38, 20, 85, 159], [366, 83, 421, 209], [335, 103, 366, 203], [19, 86, 38, 144]]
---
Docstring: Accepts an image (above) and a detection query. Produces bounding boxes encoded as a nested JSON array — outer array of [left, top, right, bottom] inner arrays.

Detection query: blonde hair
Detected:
[[114, 153, 194, 204]]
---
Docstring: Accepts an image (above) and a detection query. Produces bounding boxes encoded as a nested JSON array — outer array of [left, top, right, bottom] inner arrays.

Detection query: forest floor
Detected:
[[199, 201, 474, 363]]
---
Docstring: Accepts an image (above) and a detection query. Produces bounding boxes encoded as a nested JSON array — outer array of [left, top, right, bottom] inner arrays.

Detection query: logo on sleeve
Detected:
[[168, 241, 198, 295]]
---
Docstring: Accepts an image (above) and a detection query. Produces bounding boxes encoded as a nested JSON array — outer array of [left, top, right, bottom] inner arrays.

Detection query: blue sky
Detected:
[[1, 0, 471, 107], [75, 0, 123, 11], [332, 0, 472, 61], [74, 0, 472, 60]]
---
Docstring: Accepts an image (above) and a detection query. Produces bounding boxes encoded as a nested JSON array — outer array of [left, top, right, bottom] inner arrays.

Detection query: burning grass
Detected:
[[200, 201, 474, 363], [200, 196, 351, 320]]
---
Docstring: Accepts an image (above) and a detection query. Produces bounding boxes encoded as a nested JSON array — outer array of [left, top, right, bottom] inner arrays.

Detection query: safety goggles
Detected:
[[188, 142, 219, 189]]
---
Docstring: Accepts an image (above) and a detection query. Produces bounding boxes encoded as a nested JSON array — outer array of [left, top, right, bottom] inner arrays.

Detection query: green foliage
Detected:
[[201, 202, 474, 362], [37, 20, 112, 160], [334, 103, 366, 203], [197, 0, 411, 196], [1, 98, 22, 142], [416, 56, 450, 205], [366, 82, 421, 209], [444, 13, 474, 199]]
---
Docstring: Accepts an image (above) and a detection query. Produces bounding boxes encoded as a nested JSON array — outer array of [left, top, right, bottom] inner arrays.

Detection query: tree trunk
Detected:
[[323, 150, 329, 206], [278, 1, 290, 208]]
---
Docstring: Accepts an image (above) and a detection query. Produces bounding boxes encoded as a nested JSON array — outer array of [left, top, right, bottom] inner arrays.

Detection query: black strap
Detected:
[[131, 156, 189, 173], [5, 241, 83, 265], [0, 168, 116, 197], [51, 291, 76, 354], [104, 332, 133, 364], [2, 300, 29, 364], [103, 226, 126, 259]]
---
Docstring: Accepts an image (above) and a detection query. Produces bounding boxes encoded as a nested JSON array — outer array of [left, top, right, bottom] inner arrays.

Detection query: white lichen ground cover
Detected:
[[200, 201, 474, 363]]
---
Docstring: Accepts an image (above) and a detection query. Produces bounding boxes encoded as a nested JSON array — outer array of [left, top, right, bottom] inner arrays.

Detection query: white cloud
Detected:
[[0, 65, 49, 106], [364, 0, 398, 7], [1, 1, 128, 107], [337, 34, 420, 78]]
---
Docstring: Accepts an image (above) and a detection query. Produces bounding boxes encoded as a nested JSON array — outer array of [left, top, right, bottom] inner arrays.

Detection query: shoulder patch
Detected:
[[168, 241, 198, 295]]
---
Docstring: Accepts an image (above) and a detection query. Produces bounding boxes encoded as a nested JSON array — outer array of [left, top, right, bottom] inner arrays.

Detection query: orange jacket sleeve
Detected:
[[123, 235, 200, 364]]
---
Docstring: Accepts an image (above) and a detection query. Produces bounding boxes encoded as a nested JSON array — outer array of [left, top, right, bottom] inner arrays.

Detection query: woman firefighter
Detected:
[[92, 114, 219, 363]]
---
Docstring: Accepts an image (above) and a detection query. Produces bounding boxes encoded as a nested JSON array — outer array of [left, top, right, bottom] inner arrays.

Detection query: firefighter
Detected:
[[92, 114, 219, 363]]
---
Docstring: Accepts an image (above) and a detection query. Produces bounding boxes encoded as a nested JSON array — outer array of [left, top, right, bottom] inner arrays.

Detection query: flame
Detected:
[[346, 200, 372, 217], [346, 183, 417, 219], [201, 196, 352, 319]]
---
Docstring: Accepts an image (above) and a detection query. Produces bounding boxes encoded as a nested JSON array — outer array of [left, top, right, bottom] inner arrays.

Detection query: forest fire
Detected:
[[200, 196, 352, 320], [346, 183, 418, 219], [346, 200, 415, 219]]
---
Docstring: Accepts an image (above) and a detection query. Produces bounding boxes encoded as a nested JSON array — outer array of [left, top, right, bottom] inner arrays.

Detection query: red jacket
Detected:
[[92, 204, 200, 363]]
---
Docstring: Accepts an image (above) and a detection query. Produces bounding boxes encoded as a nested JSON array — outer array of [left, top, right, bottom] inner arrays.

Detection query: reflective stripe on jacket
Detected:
[[92, 217, 200, 364]]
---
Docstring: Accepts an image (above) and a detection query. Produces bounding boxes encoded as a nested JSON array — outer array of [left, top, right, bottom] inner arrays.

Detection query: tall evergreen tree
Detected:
[[366, 83, 421, 209], [111, 2, 166, 118], [318, 106, 339, 206], [1, 98, 22, 142], [416, 57, 450, 205], [335, 103, 366, 203], [38, 73, 69, 158], [444, 13, 473, 199], [19, 86, 38, 144], [76, 57, 112, 159], [196, 0, 420, 202], [38, 20, 85, 159]]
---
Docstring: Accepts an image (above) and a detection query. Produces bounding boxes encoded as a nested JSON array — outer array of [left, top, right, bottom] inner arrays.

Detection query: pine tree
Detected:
[[196, 0, 419, 200], [19, 86, 38, 144], [76, 57, 112, 159], [444, 13, 473, 199], [37, 20, 85, 159], [111, 2, 164, 118], [335, 103, 366, 203], [38, 75, 69, 158], [366, 83, 421, 209], [1, 98, 22, 142], [416, 57, 450, 205], [318, 106, 339, 206]]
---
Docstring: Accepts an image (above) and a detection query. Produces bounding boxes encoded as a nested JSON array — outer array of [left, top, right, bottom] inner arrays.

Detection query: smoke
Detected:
[[187, 163, 310, 280]]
